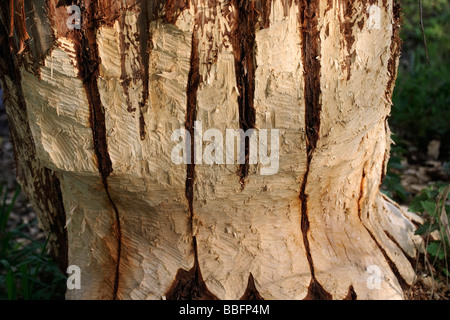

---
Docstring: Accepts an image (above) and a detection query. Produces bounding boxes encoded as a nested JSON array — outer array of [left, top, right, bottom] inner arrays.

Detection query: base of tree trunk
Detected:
[[0, 0, 423, 299]]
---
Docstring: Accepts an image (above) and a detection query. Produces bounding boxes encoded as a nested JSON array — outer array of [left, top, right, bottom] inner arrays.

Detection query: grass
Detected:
[[0, 182, 66, 300]]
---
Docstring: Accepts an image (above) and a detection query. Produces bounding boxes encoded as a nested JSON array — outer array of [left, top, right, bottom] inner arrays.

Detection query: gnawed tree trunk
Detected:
[[0, 0, 424, 300]]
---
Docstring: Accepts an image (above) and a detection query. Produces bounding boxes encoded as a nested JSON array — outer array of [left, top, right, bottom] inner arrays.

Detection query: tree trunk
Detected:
[[0, 0, 423, 300]]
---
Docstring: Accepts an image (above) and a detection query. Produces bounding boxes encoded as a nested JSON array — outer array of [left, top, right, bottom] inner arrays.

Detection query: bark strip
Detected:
[[385, 1, 402, 100], [7, 0, 31, 54], [72, 1, 122, 300], [230, 0, 257, 187], [298, 0, 332, 300], [137, 0, 150, 140]]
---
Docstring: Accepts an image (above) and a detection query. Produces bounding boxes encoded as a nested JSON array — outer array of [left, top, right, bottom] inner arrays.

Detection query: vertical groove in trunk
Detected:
[[240, 273, 264, 300], [364, 227, 409, 293], [165, 237, 218, 300], [230, 0, 257, 187], [137, 0, 150, 141], [343, 285, 357, 300], [298, 0, 332, 300], [165, 6, 216, 300], [358, 167, 366, 220], [185, 25, 199, 227], [72, 1, 122, 300]]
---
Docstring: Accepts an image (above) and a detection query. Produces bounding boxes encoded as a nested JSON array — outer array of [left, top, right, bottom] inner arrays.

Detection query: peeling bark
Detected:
[[0, 14, 67, 271]]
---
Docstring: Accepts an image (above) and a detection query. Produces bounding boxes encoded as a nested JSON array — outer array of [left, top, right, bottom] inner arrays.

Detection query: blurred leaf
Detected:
[[427, 241, 445, 260], [421, 200, 437, 216], [409, 196, 425, 213], [415, 222, 438, 236]]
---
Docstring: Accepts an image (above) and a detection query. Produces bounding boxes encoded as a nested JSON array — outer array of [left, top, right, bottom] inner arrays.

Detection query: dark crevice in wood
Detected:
[[240, 273, 264, 300], [357, 166, 366, 221], [137, 0, 150, 141], [165, 237, 218, 300], [166, 9, 215, 300], [383, 229, 416, 267], [299, 0, 321, 153], [185, 17, 200, 223], [364, 226, 410, 294], [304, 278, 333, 300], [343, 285, 357, 300], [298, 0, 331, 300], [71, 1, 122, 300], [380, 152, 387, 186], [230, 0, 257, 188], [299, 166, 314, 276], [380, 118, 390, 187]]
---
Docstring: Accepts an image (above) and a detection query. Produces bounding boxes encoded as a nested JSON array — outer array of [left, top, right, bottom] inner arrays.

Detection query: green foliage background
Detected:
[[392, 0, 450, 156]]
